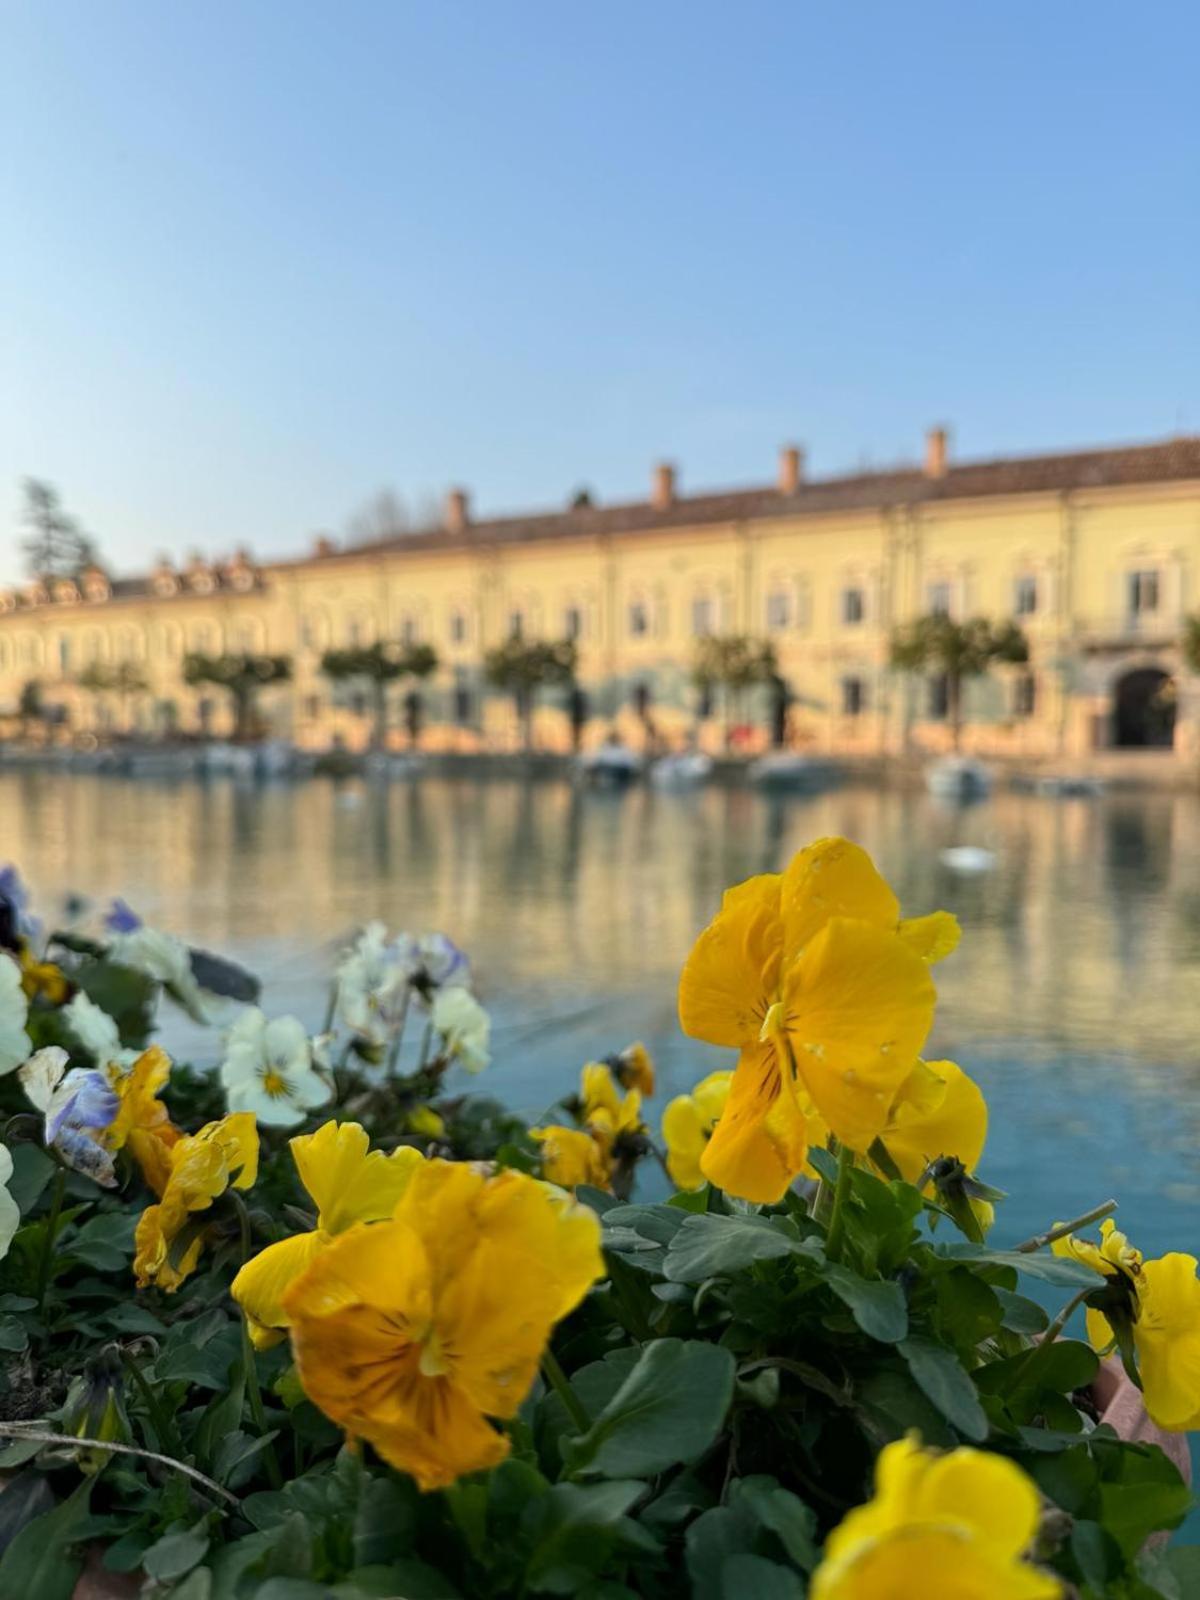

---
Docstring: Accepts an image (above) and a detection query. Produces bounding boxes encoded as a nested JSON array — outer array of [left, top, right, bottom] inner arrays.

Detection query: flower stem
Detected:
[[1011, 1286, 1095, 1389], [1014, 1200, 1117, 1255], [122, 1351, 185, 1460], [0, 1423, 238, 1507], [240, 1315, 283, 1489], [541, 1346, 592, 1435], [35, 1166, 66, 1314], [822, 1143, 857, 1262]]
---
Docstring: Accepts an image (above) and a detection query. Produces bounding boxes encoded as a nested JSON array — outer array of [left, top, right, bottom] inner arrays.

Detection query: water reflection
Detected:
[[3, 771, 1199, 1254]]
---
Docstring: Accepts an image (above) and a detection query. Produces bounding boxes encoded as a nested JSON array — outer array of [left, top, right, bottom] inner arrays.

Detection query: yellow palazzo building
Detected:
[[2, 427, 1200, 762]]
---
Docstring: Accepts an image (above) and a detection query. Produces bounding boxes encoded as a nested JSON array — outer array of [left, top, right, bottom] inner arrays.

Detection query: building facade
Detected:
[[3, 429, 1200, 760]]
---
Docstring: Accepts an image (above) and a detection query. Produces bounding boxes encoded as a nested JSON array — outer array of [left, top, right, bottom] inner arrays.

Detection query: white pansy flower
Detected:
[[19, 1046, 119, 1186], [0, 955, 30, 1077], [64, 992, 137, 1069], [219, 1008, 333, 1128], [430, 986, 491, 1074], [0, 1145, 19, 1263], [395, 932, 471, 999], [108, 924, 209, 1023], [335, 922, 409, 1047]]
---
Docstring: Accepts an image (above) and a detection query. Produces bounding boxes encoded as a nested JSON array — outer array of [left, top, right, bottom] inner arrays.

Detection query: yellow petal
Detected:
[[232, 1230, 328, 1343], [919, 1447, 1042, 1562], [533, 1124, 611, 1190], [784, 919, 935, 1152], [1134, 1254, 1200, 1430], [880, 1060, 987, 1185], [678, 874, 783, 1047], [811, 1526, 1060, 1600], [780, 837, 899, 957], [899, 911, 962, 964], [290, 1120, 422, 1235], [701, 1040, 808, 1204], [359, 1372, 511, 1491]]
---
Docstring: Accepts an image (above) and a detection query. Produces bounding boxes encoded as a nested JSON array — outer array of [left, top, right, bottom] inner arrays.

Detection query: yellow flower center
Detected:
[[262, 1069, 289, 1097], [759, 1001, 787, 1042], [418, 1327, 451, 1377]]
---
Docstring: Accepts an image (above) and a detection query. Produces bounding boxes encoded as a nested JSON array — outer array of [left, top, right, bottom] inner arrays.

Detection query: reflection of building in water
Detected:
[[4, 430, 1200, 759]]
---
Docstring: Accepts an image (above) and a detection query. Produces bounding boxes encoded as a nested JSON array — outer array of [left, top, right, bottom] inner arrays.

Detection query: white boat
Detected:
[[577, 742, 643, 789], [748, 752, 838, 792], [1034, 774, 1105, 798], [364, 750, 426, 780], [939, 845, 996, 874], [650, 751, 713, 789], [200, 742, 257, 778], [926, 755, 992, 801]]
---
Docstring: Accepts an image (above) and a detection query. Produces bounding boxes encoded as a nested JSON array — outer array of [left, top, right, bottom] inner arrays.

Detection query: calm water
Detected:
[[4, 770, 1200, 1259]]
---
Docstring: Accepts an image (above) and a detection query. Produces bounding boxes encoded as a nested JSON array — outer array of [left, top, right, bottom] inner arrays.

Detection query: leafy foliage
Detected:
[[890, 613, 1029, 746], [182, 653, 293, 739]]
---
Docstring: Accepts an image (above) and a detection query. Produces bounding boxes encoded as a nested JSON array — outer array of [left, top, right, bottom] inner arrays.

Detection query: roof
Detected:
[[286, 434, 1200, 570]]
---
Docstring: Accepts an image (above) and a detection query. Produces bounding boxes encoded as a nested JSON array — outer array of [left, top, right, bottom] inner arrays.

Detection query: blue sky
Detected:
[[2, 1, 1198, 579]]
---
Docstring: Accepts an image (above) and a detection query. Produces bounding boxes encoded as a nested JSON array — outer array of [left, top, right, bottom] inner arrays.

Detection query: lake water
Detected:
[[4, 769, 1199, 1262]]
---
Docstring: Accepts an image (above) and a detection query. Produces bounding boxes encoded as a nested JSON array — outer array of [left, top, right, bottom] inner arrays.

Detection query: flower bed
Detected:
[[0, 841, 1194, 1597]]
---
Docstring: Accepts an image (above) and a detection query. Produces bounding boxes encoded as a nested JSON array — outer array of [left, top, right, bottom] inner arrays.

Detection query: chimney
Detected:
[[778, 444, 805, 495], [651, 461, 676, 511], [445, 487, 470, 534], [924, 426, 949, 479], [312, 534, 337, 558]]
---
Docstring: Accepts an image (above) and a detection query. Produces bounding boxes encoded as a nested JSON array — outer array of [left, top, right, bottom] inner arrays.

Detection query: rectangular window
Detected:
[[766, 590, 790, 631], [628, 601, 649, 637], [928, 675, 950, 720], [691, 597, 714, 637], [1013, 673, 1037, 718], [508, 611, 524, 641], [1128, 570, 1160, 616], [57, 637, 71, 672], [449, 611, 466, 645], [300, 616, 316, 650], [304, 694, 321, 720], [1014, 575, 1038, 616], [563, 606, 581, 642], [400, 618, 417, 646], [841, 677, 866, 717], [350, 691, 368, 717], [345, 619, 361, 647], [841, 587, 865, 625], [927, 582, 952, 618]]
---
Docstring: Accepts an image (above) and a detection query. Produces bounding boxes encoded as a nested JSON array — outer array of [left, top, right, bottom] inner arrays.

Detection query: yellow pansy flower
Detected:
[[532, 1124, 612, 1190], [282, 1158, 604, 1490], [102, 1046, 180, 1196], [1054, 1221, 1200, 1431], [875, 1058, 988, 1183], [406, 1105, 445, 1140], [678, 838, 944, 1203], [661, 1071, 733, 1191], [232, 1120, 423, 1349], [133, 1113, 259, 1292], [811, 1434, 1060, 1599], [18, 946, 70, 1006], [611, 1041, 655, 1097], [580, 1062, 643, 1140]]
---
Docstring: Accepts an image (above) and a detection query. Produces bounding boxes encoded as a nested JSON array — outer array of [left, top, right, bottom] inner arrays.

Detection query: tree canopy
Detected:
[[21, 479, 98, 580]]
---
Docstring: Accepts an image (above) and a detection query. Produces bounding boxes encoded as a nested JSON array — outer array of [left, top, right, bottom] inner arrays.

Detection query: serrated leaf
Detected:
[[663, 1213, 819, 1283], [565, 1339, 735, 1479], [899, 1339, 988, 1441], [823, 1264, 907, 1343]]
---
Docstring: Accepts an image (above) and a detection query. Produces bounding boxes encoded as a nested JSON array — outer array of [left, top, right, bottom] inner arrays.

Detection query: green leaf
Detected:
[[335, 1562, 461, 1597], [899, 1339, 989, 1441], [823, 1264, 907, 1343], [0, 1479, 92, 1600], [565, 1339, 735, 1479], [685, 1505, 757, 1600], [6, 1145, 55, 1214], [731, 1477, 818, 1570], [933, 1242, 1098, 1288], [67, 1209, 138, 1271], [352, 1475, 419, 1566], [663, 1213, 819, 1283], [1098, 1479, 1192, 1561], [993, 1288, 1049, 1335], [522, 1480, 646, 1595], [1070, 1520, 1120, 1590], [0, 1471, 54, 1557], [142, 1520, 211, 1582], [0, 1315, 27, 1353], [720, 1554, 805, 1598]]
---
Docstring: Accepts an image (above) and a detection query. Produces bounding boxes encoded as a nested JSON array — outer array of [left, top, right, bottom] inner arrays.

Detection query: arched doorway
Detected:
[[1113, 667, 1175, 748]]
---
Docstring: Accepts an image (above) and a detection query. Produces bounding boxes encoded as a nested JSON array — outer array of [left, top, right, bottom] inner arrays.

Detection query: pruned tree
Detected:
[[890, 615, 1029, 751], [182, 652, 292, 741], [692, 635, 779, 746], [17, 679, 44, 738], [78, 662, 148, 732], [484, 638, 577, 751], [1182, 615, 1200, 675], [21, 480, 97, 580], [320, 640, 439, 749]]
